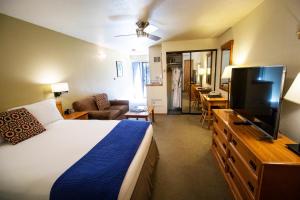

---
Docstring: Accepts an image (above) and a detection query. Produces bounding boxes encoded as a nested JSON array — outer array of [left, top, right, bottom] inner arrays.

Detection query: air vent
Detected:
[[154, 57, 161, 62]]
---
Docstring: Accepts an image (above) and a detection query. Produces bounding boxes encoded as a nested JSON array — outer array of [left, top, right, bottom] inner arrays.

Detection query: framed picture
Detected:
[[116, 61, 123, 77]]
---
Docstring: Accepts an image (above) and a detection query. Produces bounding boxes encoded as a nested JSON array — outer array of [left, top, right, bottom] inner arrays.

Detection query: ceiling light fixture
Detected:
[[144, 24, 158, 33]]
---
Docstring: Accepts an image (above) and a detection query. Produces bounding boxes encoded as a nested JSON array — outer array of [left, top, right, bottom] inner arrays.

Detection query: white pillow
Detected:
[[9, 99, 63, 126]]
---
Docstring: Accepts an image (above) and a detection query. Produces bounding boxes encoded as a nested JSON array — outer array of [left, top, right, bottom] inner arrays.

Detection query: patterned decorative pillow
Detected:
[[94, 93, 110, 110], [0, 108, 46, 145]]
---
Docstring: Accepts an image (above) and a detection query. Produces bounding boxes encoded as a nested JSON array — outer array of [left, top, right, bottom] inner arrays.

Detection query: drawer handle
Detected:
[[222, 143, 227, 150], [214, 131, 218, 136], [249, 160, 257, 172], [224, 129, 227, 135], [215, 118, 219, 123], [232, 139, 237, 146], [230, 155, 235, 163], [247, 181, 255, 193]]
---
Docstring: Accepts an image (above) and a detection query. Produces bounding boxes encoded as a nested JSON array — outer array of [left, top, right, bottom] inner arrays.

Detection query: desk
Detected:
[[202, 94, 227, 128]]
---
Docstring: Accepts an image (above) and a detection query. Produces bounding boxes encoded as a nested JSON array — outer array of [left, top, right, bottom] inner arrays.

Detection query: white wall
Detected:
[[0, 14, 133, 111], [146, 45, 164, 113], [148, 45, 162, 82], [217, 0, 300, 141], [130, 55, 149, 62]]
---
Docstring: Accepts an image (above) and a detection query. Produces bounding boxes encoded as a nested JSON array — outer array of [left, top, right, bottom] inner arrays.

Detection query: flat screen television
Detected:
[[230, 66, 286, 140]]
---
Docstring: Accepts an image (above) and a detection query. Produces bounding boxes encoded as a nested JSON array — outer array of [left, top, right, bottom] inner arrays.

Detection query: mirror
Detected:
[[219, 40, 234, 91], [206, 52, 212, 84]]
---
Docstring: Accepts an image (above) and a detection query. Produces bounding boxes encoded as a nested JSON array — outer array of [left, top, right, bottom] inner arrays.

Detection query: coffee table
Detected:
[[124, 106, 154, 122]]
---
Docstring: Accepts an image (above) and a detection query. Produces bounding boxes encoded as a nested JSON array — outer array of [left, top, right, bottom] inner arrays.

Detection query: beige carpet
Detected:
[[151, 114, 232, 200]]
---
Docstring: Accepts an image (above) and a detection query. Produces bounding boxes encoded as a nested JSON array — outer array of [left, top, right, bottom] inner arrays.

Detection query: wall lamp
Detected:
[[51, 82, 69, 97], [284, 72, 300, 155], [221, 65, 239, 108]]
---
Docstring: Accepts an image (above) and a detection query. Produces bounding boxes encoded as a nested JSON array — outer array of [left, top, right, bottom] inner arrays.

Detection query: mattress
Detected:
[[0, 119, 153, 200]]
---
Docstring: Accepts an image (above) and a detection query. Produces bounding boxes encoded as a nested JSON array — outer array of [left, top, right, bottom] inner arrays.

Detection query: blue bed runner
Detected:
[[50, 120, 150, 200]]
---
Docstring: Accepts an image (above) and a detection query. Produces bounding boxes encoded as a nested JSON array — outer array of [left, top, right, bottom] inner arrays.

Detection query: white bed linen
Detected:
[[0, 120, 153, 200]]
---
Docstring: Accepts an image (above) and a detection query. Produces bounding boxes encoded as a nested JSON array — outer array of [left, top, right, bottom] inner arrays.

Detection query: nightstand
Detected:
[[63, 112, 88, 120]]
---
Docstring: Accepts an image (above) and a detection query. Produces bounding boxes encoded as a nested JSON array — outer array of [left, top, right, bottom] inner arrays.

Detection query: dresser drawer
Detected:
[[213, 134, 227, 160], [214, 116, 226, 134], [227, 159, 253, 200], [230, 134, 261, 176], [213, 126, 228, 154], [214, 115, 228, 138], [228, 144, 257, 198], [212, 137, 227, 170]]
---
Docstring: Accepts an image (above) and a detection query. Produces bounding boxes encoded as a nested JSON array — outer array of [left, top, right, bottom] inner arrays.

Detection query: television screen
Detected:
[[230, 66, 286, 139]]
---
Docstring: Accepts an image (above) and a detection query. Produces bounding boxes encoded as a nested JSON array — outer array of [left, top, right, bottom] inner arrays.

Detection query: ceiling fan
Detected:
[[111, 0, 163, 41], [114, 20, 161, 41]]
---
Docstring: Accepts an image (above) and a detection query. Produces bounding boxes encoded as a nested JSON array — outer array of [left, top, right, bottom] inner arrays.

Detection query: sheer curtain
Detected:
[[132, 62, 144, 99]]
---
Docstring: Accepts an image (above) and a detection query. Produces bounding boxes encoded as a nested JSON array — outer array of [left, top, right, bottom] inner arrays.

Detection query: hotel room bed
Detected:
[[0, 119, 159, 200]]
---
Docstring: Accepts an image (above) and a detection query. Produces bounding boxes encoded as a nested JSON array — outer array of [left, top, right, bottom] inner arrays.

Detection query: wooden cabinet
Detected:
[[212, 109, 300, 200]]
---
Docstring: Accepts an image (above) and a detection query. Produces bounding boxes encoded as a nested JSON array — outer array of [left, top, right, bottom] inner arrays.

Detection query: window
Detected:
[[132, 62, 149, 98]]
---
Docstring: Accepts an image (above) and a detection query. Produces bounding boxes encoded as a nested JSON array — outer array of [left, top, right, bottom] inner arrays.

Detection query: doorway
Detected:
[[167, 50, 217, 114]]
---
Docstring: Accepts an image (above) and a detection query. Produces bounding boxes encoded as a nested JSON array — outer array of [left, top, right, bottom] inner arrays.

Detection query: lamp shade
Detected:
[[221, 65, 236, 79], [51, 82, 69, 93], [284, 73, 300, 104], [198, 68, 206, 75]]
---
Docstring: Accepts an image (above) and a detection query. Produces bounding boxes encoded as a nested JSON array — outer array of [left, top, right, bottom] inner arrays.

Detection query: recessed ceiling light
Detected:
[[144, 24, 158, 33]]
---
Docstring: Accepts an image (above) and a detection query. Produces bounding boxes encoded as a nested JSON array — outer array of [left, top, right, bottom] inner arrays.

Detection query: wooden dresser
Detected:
[[212, 109, 300, 200]]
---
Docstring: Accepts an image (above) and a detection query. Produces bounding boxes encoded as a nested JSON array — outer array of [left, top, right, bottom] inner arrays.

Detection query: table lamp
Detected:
[[198, 67, 206, 87], [51, 82, 69, 97], [221, 65, 235, 108], [51, 82, 69, 115], [284, 72, 300, 155]]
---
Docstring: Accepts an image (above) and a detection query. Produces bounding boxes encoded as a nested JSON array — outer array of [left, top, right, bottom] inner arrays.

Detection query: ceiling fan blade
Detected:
[[139, 0, 164, 21], [114, 34, 136, 37], [108, 15, 136, 21], [147, 34, 161, 41]]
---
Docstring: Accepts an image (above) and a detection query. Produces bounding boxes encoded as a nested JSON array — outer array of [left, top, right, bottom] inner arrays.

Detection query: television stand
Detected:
[[257, 133, 273, 141], [233, 121, 251, 125], [211, 109, 300, 200], [234, 120, 273, 141]]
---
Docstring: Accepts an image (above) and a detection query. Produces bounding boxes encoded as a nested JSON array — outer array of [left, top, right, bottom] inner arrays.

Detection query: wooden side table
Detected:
[[63, 112, 88, 120], [124, 106, 155, 122], [148, 106, 155, 122]]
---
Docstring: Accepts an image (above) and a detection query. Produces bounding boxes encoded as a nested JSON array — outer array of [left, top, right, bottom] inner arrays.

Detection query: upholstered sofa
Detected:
[[72, 94, 129, 120]]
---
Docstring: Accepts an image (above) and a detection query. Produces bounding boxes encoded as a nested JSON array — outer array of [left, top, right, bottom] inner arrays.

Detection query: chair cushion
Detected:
[[108, 110, 122, 120], [109, 105, 129, 114], [0, 108, 46, 145], [95, 94, 111, 110], [73, 97, 98, 112]]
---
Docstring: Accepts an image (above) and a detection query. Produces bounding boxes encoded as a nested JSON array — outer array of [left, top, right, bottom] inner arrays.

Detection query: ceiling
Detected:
[[0, 0, 263, 54]]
